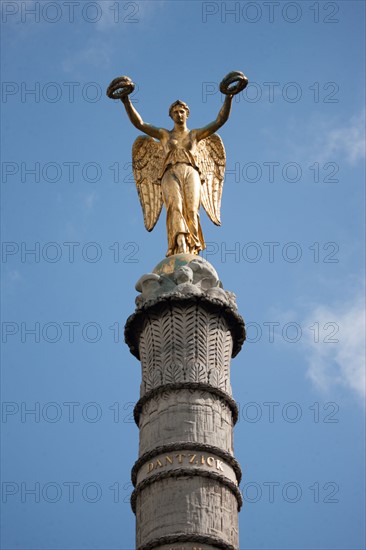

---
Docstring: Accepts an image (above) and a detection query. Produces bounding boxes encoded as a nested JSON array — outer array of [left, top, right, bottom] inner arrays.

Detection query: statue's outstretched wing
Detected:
[[132, 136, 164, 231], [196, 134, 226, 226]]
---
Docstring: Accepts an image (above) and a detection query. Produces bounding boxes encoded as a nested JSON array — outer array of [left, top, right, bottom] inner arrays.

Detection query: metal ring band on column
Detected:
[[137, 533, 237, 550], [131, 468, 243, 514], [134, 382, 239, 426], [131, 441, 242, 486]]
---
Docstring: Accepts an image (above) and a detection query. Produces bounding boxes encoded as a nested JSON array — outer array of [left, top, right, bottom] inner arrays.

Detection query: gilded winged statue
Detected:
[[107, 71, 248, 257]]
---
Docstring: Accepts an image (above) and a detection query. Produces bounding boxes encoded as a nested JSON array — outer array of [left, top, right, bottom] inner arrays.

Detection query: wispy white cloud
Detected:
[[1, 268, 23, 296], [82, 191, 98, 212], [2, 0, 166, 31], [271, 284, 365, 402], [8, 269, 21, 282], [285, 108, 365, 167], [95, 1, 139, 31], [302, 292, 365, 400], [82, 0, 167, 31], [315, 109, 365, 165], [62, 41, 111, 74], [61, 1, 167, 74], [61, 192, 99, 241]]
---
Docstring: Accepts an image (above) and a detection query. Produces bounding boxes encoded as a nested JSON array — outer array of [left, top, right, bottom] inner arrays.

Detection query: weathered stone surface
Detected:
[[154, 545, 220, 550], [138, 303, 234, 397], [135, 448, 237, 486], [135, 477, 239, 549], [125, 256, 246, 361], [125, 256, 245, 550], [137, 390, 234, 456], [136, 255, 231, 308]]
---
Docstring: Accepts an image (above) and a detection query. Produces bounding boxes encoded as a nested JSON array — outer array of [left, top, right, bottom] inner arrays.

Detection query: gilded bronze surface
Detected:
[[107, 72, 248, 256]]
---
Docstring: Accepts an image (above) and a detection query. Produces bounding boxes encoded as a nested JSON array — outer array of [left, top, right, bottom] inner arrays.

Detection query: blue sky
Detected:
[[1, 1, 365, 549]]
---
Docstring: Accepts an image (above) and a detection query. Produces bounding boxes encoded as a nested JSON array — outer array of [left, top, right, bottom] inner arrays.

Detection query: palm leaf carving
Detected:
[[164, 363, 183, 384], [189, 362, 207, 383]]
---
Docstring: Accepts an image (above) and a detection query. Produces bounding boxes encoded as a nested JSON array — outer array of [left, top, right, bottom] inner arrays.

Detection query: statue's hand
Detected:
[[106, 76, 135, 100], [220, 71, 248, 96]]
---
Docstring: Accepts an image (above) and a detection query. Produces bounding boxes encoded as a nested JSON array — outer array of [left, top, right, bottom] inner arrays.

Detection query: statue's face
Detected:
[[171, 106, 188, 125]]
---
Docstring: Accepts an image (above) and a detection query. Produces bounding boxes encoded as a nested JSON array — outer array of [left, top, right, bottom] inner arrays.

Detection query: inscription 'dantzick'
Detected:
[[147, 453, 224, 474]]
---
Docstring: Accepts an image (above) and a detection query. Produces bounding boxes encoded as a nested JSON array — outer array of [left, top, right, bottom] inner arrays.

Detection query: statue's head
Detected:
[[169, 100, 190, 120]]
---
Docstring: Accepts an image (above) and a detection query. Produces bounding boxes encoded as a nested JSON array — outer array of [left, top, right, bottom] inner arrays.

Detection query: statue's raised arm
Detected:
[[106, 71, 248, 257], [195, 71, 248, 141], [107, 76, 167, 140]]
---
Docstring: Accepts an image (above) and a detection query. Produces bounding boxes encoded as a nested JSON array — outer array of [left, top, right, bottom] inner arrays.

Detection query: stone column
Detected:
[[125, 254, 245, 550]]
